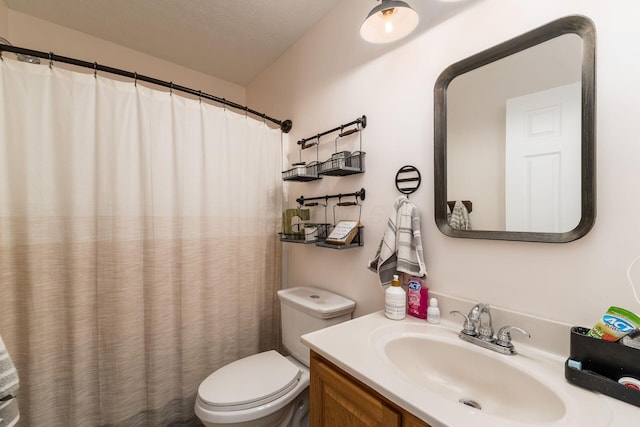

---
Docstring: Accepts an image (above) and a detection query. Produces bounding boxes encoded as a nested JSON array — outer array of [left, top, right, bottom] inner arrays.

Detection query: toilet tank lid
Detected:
[[277, 287, 355, 319]]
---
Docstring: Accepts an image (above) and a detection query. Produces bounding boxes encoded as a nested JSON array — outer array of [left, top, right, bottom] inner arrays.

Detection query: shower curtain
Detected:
[[0, 59, 283, 426]]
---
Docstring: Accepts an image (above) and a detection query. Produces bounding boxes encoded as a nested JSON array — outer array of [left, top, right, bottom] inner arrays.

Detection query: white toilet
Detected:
[[194, 286, 356, 427]]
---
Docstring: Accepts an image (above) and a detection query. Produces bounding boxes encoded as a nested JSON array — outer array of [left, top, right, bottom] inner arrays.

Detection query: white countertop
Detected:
[[302, 311, 640, 427]]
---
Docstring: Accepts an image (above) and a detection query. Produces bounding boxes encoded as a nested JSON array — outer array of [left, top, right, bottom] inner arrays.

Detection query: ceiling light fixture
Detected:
[[360, 0, 419, 44]]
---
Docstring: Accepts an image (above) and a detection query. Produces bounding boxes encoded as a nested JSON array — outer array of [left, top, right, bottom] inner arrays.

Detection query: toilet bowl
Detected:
[[194, 287, 355, 427], [195, 352, 310, 427]]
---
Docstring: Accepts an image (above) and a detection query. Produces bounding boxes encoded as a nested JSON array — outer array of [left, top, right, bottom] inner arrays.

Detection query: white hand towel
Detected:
[[0, 397, 20, 427], [368, 196, 427, 286], [0, 334, 19, 427]]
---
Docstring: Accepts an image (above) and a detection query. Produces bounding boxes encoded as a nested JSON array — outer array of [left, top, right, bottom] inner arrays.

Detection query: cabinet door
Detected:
[[402, 411, 431, 427], [311, 356, 401, 427]]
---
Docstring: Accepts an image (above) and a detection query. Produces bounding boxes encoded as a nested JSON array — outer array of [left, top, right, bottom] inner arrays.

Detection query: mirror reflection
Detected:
[[447, 34, 582, 232], [434, 16, 596, 242]]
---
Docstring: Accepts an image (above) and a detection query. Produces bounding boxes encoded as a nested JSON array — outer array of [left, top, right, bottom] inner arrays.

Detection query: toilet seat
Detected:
[[198, 350, 302, 411]]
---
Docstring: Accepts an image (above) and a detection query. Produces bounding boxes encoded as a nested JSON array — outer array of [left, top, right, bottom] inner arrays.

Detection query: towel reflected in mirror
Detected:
[[448, 200, 472, 230]]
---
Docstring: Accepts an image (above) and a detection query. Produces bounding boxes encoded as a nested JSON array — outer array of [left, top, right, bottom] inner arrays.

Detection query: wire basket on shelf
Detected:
[[282, 161, 321, 181], [279, 223, 331, 243], [318, 125, 365, 176], [318, 151, 366, 176], [282, 136, 322, 182], [316, 199, 364, 249]]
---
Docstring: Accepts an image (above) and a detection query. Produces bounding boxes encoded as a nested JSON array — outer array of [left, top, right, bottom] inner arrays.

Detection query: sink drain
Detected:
[[459, 398, 482, 410]]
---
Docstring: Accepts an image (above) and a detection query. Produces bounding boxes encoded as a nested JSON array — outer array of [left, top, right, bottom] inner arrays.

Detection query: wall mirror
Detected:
[[434, 15, 596, 243]]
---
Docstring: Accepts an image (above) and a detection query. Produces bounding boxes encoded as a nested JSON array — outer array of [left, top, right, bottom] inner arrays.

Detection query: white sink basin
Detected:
[[383, 333, 565, 423], [369, 321, 612, 427]]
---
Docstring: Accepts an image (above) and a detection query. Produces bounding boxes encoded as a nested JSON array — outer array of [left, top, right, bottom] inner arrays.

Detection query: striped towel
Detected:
[[448, 200, 471, 230], [368, 196, 427, 286], [0, 334, 19, 427]]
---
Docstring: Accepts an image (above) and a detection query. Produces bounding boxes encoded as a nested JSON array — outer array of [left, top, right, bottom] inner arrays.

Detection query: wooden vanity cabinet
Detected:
[[310, 350, 431, 427]]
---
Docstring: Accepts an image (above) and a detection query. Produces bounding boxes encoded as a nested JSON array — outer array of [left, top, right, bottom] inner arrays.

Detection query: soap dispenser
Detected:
[[385, 275, 406, 320]]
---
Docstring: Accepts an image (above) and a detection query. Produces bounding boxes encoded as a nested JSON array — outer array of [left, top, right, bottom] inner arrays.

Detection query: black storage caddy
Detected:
[[565, 326, 640, 407]]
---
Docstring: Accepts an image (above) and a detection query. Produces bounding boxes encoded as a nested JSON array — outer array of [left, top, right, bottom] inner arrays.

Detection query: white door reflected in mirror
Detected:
[[505, 82, 581, 233]]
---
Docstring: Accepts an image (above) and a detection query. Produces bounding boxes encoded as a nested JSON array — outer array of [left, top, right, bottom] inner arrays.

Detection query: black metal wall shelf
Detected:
[[282, 161, 321, 182], [280, 188, 366, 249], [279, 223, 331, 244], [282, 138, 322, 182], [316, 226, 364, 250], [282, 115, 367, 181]]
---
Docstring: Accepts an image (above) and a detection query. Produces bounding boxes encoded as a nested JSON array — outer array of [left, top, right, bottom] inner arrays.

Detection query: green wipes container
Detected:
[[586, 306, 640, 341]]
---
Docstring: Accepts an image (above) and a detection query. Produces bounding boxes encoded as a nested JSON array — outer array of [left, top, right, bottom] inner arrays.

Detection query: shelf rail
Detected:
[[297, 115, 367, 148], [296, 188, 366, 207]]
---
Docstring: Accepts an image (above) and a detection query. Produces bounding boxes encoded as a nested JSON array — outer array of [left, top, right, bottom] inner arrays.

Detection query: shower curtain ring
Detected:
[[262, 113, 266, 124], [134, 72, 137, 87], [222, 98, 226, 111], [244, 106, 248, 118], [170, 82, 173, 96], [48, 51, 54, 69], [93, 62, 98, 78], [198, 90, 202, 104]]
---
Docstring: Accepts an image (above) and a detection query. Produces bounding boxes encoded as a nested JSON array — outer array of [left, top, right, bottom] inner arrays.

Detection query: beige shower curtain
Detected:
[[0, 60, 283, 426]]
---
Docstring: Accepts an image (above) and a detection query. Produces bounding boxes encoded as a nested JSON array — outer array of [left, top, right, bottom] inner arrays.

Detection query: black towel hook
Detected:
[[395, 165, 421, 198]]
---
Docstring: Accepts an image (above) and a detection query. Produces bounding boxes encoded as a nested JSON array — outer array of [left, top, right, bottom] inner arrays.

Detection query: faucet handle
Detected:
[[449, 310, 477, 336], [467, 303, 483, 323], [496, 326, 531, 349]]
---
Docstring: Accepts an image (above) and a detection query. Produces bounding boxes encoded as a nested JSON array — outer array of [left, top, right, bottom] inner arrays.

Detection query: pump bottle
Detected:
[[385, 275, 406, 320]]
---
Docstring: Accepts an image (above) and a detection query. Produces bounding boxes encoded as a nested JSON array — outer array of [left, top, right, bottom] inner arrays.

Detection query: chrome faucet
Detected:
[[450, 303, 530, 355], [475, 303, 494, 341]]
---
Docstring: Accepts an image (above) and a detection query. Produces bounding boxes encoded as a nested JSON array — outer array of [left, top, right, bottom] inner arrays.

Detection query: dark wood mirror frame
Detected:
[[434, 15, 596, 243]]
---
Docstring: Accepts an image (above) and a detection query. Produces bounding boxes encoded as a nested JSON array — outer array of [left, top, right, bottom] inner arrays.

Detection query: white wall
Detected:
[[0, 1, 8, 36], [248, 0, 640, 330], [5, 10, 245, 104]]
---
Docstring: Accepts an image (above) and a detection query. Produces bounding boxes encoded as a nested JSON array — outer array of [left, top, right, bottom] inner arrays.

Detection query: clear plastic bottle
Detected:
[[385, 275, 406, 320], [427, 297, 441, 324]]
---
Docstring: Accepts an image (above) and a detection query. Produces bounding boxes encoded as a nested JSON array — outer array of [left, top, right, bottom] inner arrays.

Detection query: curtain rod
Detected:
[[0, 43, 293, 133]]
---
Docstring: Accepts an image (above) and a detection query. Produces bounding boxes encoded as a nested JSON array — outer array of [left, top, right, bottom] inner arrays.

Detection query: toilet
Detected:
[[194, 286, 356, 427]]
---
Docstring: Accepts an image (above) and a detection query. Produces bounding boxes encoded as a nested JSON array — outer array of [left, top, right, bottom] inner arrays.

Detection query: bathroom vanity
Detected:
[[310, 350, 430, 427], [302, 311, 639, 427]]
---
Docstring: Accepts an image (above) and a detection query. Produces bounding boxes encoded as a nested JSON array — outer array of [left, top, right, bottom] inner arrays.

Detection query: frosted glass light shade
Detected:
[[360, 0, 419, 44]]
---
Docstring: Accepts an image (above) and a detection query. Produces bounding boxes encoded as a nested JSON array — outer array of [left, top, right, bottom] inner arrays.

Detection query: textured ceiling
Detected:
[[4, 0, 343, 85]]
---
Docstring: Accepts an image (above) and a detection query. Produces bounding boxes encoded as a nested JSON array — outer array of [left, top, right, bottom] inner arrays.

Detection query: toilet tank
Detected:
[[277, 287, 355, 367]]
